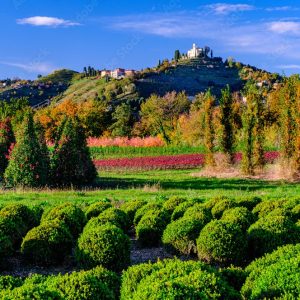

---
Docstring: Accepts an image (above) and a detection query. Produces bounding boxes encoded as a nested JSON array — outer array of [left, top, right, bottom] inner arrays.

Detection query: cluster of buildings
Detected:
[[100, 68, 137, 79], [186, 43, 213, 59]]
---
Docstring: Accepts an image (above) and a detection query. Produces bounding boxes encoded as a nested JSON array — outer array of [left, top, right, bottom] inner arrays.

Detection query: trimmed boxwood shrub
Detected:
[[85, 201, 112, 220], [0, 233, 13, 261], [83, 216, 120, 233], [97, 208, 130, 232], [162, 196, 187, 214], [21, 220, 73, 265], [221, 207, 255, 231], [247, 215, 300, 258], [241, 244, 300, 299], [266, 207, 297, 221], [219, 266, 247, 292], [292, 204, 300, 220], [203, 196, 231, 210], [122, 259, 240, 300], [252, 200, 286, 219], [136, 209, 170, 247], [0, 275, 23, 291], [76, 223, 130, 272], [171, 200, 198, 221], [197, 220, 247, 266], [120, 200, 147, 225], [211, 199, 236, 219], [133, 203, 162, 226], [162, 216, 208, 255], [42, 203, 86, 238], [236, 196, 262, 210], [183, 204, 212, 222]]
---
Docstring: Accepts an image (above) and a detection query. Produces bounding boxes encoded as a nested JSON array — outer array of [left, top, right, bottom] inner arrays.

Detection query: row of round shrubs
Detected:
[[0, 265, 120, 300], [129, 195, 300, 267]]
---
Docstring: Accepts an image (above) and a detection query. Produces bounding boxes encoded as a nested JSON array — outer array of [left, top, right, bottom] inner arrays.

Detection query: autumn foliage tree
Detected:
[[4, 112, 49, 187], [50, 117, 97, 186]]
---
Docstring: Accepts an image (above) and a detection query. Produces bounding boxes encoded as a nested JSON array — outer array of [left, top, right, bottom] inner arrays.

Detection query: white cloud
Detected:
[[278, 64, 300, 69], [17, 16, 80, 27], [0, 61, 56, 73], [206, 3, 254, 14], [266, 6, 292, 12], [268, 21, 300, 34]]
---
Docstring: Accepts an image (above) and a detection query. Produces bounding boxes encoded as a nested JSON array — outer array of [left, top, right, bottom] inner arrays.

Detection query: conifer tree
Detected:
[[0, 118, 15, 177], [203, 90, 215, 166], [50, 117, 96, 186], [4, 112, 49, 187], [219, 85, 235, 163]]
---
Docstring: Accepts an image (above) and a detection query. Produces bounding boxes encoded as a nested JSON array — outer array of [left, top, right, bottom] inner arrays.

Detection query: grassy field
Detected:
[[0, 169, 299, 207]]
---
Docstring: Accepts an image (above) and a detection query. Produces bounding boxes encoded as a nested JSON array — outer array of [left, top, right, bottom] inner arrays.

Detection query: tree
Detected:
[[110, 103, 133, 137], [174, 50, 181, 61], [203, 90, 215, 166], [4, 112, 49, 187], [50, 117, 97, 186], [0, 118, 15, 177], [219, 85, 235, 162]]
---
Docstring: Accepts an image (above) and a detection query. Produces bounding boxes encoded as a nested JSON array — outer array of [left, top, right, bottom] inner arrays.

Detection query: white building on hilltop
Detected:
[[187, 43, 211, 59]]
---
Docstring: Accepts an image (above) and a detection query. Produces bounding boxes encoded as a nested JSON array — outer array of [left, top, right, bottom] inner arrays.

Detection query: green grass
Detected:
[[0, 169, 299, 208]]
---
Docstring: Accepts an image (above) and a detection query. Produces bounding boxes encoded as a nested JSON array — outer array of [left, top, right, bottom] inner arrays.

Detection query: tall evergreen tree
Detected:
[[0, 118, 15, 178], [4, 112, 49, 187], [219, 85, 235, 163], [50, 117, 97, 186]]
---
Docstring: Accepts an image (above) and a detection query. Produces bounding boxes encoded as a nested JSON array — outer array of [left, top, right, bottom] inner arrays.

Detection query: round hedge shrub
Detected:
[[266, 207, 297, 221], [120, 200, 147, 225], [85, 201, 112, 220], [241, 244, 300, 299], [0, 233, 12, 261], [76, 223, 130, 272], [291, 204, 300, 220], [83, 216, 120, 233], [247, 215, 300, 258], [162, 216, 208, 255], [0, 275, 23, 291], [171, 200, 199, 221], [203, 196, 231, 210], [1, 283, 62, 300], [252, 200, 286, 219], [21, 220, 73, 265], [219, 266, 247, 292], [135, 209, 170, 247], [183, 203, 212, 223], [127, 259, 240, 300], [133, 203, 162, 226], [42, 203, 86, 238], [197, 220, 247, 266], [211, 199, 237, 219], [221, 207, 255, 231], [98, 208, 130, 232], [236, 196, 262, 210], [162, 196, 187, 214]]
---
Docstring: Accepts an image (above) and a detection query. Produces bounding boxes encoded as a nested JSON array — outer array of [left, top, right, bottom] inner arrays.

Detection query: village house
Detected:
[[111, 68, 125, 79]]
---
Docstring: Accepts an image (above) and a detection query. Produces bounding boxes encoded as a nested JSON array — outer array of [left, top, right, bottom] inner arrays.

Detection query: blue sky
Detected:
[[1, 0, 300, 79]]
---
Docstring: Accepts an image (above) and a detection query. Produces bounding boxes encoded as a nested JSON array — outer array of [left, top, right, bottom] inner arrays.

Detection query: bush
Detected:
[[236, 196, 262, 210], [221, 207, 255, 231], [162, 216, 208, 255], [85, 201, 112, 220], [50, 117, 97, 187], [0, 233, 12, 261], [136, 209, 170, 247], [122, 259, 240, 300], [211, 199, 236, 219], [252, 200, 286, 218], [183, 203, 212, 222], [266, 207, 297, 221], [120, 200, 147, 224], [171, 200, 198, 221], [4, 113, 49, 187], [97, 208, 130, 232], [133, 202, 162, 226], [47, 267, 119, 300], [42, 203, 86, 238], [203, 196, 231, 210], [21, 220, 73, 265], [0, 275, 23, 291], [76, 223, 130, 272], [247, 215, 300, 258], [197, 220, 247, 266], [241, 244, 300, 299], [162, 196, 187, 214]]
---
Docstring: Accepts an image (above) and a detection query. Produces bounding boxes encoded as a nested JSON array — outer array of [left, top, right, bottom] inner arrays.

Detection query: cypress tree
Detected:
[[50, 117, 97, 186], [4, 112, 49, 187], [0, 118, 15, 178]]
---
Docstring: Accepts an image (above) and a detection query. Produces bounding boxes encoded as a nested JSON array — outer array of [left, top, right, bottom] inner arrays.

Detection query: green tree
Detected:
[[4, 112, 49, 187], [0, 118, 15, 177], [110, 103, 133, 137], [174, 50, 181, 61], [50, 117, 97, 186], [219, 85, 235, 162]]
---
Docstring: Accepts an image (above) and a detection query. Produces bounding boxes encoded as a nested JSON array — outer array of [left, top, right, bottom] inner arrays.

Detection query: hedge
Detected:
[[221, 207, 255, 231], [133, 203, 162, 226], [211, 199, 237, 219], [97, 208, 130, 232], [120, 200, 147, 225], [85, 201, 112, 220]]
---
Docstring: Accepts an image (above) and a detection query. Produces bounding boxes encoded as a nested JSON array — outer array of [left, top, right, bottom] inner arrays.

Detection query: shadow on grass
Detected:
[[95, 175, 295, 192]]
